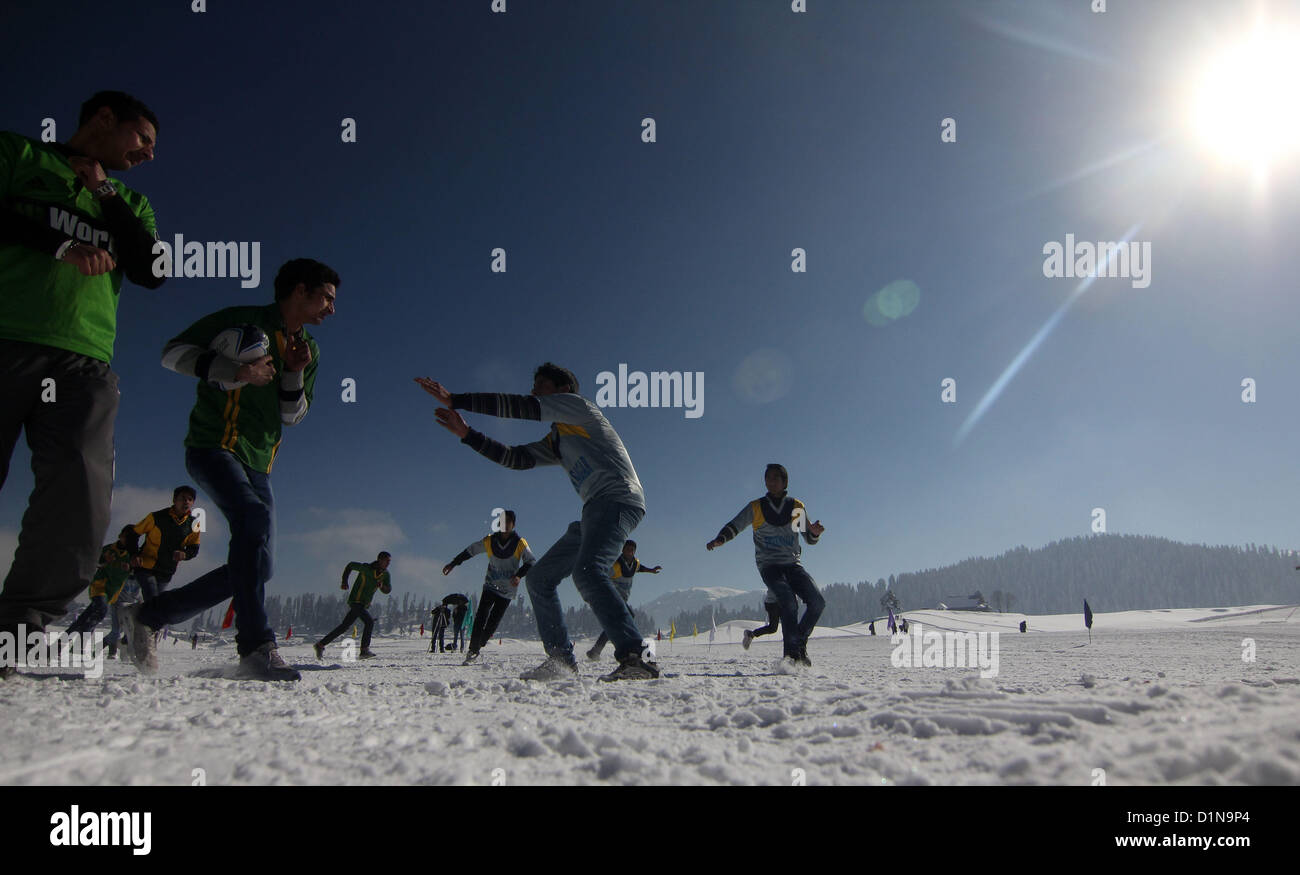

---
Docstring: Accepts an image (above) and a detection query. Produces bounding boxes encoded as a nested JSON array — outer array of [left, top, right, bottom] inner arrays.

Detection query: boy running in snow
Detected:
[[124, 258, 338, 679], [0, 91, 164, 676], [416, 363, 657, 681], [742, 590, 782, 650], [707, 464, 825, 666], [442, 510, 535, 665], [586, 540, 660, 661], [131, 485, 201, 601], [315, 553, 393, 659], [66, 526, 140, 637]]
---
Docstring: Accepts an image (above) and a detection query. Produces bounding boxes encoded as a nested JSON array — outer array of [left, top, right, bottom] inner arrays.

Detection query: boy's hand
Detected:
[[434, 407, 469, 439], [414, 377, 452, 406], [809, 521, 825, 537], [61, 243, 116, 276], [68, 156, 108, 188], [442, 564, 453, 576], [283, 334, 312, 372], [236, 355, 276, 386], [706, 539, 723, 551]]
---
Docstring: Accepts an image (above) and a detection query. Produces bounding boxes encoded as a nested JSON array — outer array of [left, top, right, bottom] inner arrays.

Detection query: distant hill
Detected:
[[639, 535, 1300, 630], [873, 534, 1300, 617], [636, 586, 760, 627]]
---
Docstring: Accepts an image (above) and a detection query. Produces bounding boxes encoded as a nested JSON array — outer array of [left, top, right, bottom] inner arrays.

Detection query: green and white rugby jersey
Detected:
[[0, 132, 158, 362]]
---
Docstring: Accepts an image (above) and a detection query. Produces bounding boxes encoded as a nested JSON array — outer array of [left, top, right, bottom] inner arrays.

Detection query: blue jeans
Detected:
[[105, 578, 140, 648], [66, 595, 107, 636], [759, 563, 825, 658], [135, 569, 174, 602], [526, 499, 644, 662], [139, 448, 275, 657]]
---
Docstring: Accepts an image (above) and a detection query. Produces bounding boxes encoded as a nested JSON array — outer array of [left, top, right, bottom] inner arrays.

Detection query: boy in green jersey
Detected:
[[0, 92, 163, 675], [66, 527, 141, 637], [315, 553, 393, 659], [125, 259, 338, 680]]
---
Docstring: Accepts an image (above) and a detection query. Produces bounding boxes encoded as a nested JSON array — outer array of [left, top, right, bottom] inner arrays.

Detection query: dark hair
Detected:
[[118, 525, 141, 554], [377, 551, 391, 560], [274, 258, 341, 302], [765, 463, 789, 487], [534, 362, 579, 393], [173, 485, 196, 501], [79, 91, 160, 134], [623, 539, 636, 550], [503, 510, 516, 527]]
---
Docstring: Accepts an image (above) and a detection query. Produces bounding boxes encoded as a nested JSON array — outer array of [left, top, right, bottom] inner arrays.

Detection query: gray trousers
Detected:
[[0, 340, 119, 629]]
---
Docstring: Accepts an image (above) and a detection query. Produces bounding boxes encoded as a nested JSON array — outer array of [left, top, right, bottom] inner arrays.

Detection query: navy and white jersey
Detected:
[[716, 492, 819, 569], [531, 394, 644, 509], [454, 392, 646, 510], [465, 532, 536, 600]]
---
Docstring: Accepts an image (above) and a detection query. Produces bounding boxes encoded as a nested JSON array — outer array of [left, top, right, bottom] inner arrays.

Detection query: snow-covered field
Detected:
[[3, 605, 1298, 786]]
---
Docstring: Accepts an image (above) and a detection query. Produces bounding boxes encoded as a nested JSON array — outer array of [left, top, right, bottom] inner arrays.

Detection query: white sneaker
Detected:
[[125, 605, 158, 673], [742, 630, 754, 650], [519, 656, 578, 681]]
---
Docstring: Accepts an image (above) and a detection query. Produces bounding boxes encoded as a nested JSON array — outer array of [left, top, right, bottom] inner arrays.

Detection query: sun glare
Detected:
[[1190, 26, 1300, 175]]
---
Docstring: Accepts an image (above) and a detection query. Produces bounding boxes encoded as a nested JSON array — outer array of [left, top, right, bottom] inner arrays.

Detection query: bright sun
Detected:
[[1191, 26, 1300, 173]]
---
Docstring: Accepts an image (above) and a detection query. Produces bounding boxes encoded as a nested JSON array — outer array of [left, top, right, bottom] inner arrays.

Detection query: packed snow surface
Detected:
[[2, 605, 1297, 785]]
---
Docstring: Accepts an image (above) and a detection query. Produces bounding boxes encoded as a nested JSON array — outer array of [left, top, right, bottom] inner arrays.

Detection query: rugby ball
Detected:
[[209, 324, 271, 390]]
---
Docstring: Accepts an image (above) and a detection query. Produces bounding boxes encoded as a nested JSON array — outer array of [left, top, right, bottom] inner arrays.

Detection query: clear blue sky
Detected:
[[3, 1, 1298, 612]]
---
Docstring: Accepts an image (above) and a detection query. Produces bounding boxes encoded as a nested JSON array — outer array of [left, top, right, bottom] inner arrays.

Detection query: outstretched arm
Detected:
[[707, 503, 754, 551]]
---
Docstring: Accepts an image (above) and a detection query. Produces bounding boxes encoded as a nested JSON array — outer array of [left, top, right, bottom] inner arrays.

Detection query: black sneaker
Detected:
[[585, 647, 601, 662], [313, 641, 325, 660], [520, 656, 579, 680], [358, 649, 377, 659], [742, 630, 754, 650], [234, 643, 301, 681], [599, 654, 660, 682], [796, 646, 812, 667]]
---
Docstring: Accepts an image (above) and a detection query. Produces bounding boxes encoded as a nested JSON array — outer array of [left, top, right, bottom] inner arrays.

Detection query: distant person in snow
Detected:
[[868, 621, 876, 636], [449, 596, 470, 653], [429, 603, 452, 653], [742, 590, 782, 650], [443, 512, 535, 665], [416, 363, 658, 682], [586, 540, 660, 661], [130, 485, 201, 602], [314, 552, 392, 660], [707, 463, 825, 667], [1019, 620, 1027, 633], [899, 618, 909, 634], [66, 526, 140, 639]]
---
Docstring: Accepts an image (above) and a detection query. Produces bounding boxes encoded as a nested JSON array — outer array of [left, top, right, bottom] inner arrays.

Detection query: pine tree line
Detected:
[[140, 534, 1300, 638]]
